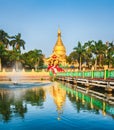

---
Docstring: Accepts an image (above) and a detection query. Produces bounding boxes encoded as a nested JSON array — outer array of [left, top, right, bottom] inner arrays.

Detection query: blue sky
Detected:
[[0, 0, 114, 57]]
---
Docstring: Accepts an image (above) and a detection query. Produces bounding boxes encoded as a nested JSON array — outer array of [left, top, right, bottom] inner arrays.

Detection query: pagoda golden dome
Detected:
[[44, 28, 67, 66], [53, 28, 66, 59]]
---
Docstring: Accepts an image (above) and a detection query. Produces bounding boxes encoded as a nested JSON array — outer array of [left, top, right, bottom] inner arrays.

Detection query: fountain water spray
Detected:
[[7, 61, 23, 84]]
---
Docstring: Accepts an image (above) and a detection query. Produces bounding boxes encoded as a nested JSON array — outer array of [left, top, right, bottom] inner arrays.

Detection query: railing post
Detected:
[[32, 69, 34, 72], [83, 68, 85, 78], [91, 66, 94, 79], [3, 68, 5, 72], [104, 65, 108, 80]]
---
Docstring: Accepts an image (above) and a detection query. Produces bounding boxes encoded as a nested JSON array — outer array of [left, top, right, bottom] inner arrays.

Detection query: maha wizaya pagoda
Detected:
[[44, 28, 67, 74], [52, 28, 66, 64]]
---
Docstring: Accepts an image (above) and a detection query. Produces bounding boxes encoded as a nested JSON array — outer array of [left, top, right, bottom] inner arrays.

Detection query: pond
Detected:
[[0, 81, 114, 130]]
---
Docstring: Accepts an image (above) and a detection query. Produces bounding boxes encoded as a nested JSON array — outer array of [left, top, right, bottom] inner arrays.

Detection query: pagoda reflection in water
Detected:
[[49, 82, 66, 120], [0, 82, 114, 122]]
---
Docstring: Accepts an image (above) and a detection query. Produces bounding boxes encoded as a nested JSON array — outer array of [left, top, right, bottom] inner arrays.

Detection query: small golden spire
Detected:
[[58, 28, 61, 37]]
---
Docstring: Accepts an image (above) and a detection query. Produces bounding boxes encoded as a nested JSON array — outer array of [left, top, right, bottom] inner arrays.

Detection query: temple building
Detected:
[[53, 28, 66, 60], [45, 28, 67, 67]]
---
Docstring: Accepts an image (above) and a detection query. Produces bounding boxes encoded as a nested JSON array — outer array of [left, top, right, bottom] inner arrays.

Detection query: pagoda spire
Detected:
[[58, 28, 61, 37], [52, 28, 66, 61]]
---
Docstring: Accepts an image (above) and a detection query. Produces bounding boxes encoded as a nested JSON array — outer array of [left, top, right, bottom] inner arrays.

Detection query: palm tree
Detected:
[[73, 41, 86, 70], [67, 51, 78, 64], [9, 33, 25, 52], [8, 50, 22, 71], [33, 49, 43, 70], [0, 29, 9, 49], [21, 49, 44, 70], [83, 40, 93, 68], [0, 44, 6, 71], [104, 41, 114, 68], [9, 33, 25, 71], [91, 40, 107, 69]]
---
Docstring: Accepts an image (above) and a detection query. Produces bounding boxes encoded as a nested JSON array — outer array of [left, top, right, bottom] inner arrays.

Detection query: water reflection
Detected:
[[49, 83, 66, 120], [0, 81, 114, 129], [0, 86, 46, 122], [59, 82, 114, 119]]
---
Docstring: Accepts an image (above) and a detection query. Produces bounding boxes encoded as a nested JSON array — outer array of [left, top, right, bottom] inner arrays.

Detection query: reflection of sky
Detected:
[[0, 82, 114, 129]]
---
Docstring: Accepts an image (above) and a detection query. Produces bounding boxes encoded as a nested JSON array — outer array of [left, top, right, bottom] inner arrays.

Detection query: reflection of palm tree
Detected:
[[0, 89, 28, 122], [67, 91, 81, 113], [0, 87, 46, 122], [14, 101, 27, 118], [65, 86, 102, 114], [24, 88, 45, 106], [0, 99, 11, 122]]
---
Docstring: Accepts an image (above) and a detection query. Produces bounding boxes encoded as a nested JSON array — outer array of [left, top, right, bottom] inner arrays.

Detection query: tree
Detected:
[[0, 30, 10, 71], [9, 33, 25, 52], [9, 50, 22, 71], [0, 44, 7, 71], [91, 40, 107, 69], [73, 41, 86, 70], [67, 51, 78, 64], [83, 40, 93, 68], [9, 33, 25, 71], [104, 41, 114, 68], [21, 49, 44, 70], [0, 29, 9, 49]]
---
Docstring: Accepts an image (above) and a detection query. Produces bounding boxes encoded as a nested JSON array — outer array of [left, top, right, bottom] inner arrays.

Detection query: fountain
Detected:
[[0, 58, 50, 89], [5, 61, 29, 86], [3, 60, 23, 84]]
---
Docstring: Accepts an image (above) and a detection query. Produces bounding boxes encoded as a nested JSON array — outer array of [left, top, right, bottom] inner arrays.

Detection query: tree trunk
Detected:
[[0, 58, 1, 71], [99, 54, 102, 67], [15, 61, 18, 71], [79, 57, 81, 70], [95, 59, 97, 70]]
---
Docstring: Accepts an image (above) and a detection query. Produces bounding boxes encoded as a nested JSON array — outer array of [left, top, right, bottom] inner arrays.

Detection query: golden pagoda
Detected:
[[53, 28, 66, 59], [46, 28, 66, 66]]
